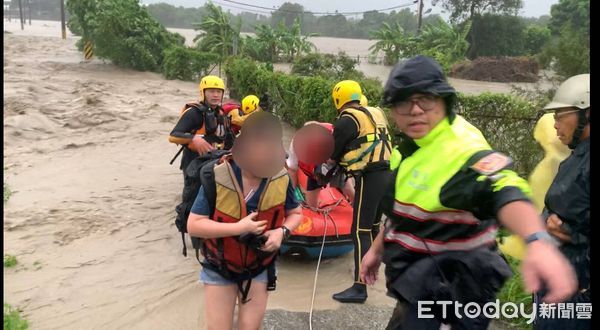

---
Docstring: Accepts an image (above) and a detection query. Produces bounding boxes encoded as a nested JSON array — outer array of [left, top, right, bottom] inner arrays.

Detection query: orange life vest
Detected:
[[202, 159, 288, 274]]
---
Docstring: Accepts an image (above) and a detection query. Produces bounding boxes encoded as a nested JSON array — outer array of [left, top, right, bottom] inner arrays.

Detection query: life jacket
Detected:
[[228, 108, 244, 135], [201, 158, 288, 276], [297, 122, 334, 179], [338, 106, 392, 173], [179, 101, 232, 140], [222, 102, 241, 115]]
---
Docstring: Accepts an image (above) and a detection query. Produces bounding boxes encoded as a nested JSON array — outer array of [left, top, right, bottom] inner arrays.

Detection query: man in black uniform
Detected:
[[329, 80, 394, 303], [169, 75, 235, 171], [359, 56, 578, 329], [535, 74, 590, 329], [169, 75, 235, 257]]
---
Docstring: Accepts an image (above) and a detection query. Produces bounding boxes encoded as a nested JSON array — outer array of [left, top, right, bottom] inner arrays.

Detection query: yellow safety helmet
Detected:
[[332, 80, 363, 110], [241, 95, 260, 114], [199, 75, 225, 101], [359, 94, 369, 107]]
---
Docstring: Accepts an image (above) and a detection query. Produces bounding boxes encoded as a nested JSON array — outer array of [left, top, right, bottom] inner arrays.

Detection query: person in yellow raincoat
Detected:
[[229, 95, 261, 135], [498, 113, 570, 260]]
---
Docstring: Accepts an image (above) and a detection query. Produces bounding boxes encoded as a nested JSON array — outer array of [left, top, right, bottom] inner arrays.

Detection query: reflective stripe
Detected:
[[393, 200, 480, 225], [384, 225, 498, 254]]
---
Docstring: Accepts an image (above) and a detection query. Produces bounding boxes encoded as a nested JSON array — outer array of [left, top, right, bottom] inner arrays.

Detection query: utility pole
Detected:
[[27, 0, 30, 25], [60, 0, 66, 39], [18, 0, 23, 29], [416, 0, 424, 34]]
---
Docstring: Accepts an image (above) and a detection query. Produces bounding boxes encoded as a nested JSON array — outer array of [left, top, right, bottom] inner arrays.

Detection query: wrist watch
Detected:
[[281, 226, 291, 241], [525, 231, 560, 247]]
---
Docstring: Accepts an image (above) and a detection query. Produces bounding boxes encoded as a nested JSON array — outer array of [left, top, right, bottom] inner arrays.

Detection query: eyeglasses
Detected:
[[392, 95, 439, 115], [553, 109, 580, 120]]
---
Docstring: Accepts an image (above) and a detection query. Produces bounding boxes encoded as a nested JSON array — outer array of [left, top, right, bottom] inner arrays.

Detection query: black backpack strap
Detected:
[[195, 246, 201, 264], [199, 158, 219, 217], [238, 279, 254, 304], [266, 258, 277, 291], [181, 232, 187, 257]]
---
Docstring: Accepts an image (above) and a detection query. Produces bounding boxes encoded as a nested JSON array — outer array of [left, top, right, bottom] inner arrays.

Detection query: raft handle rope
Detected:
[[307, 196, 345, 330], [304, 196, 345, 238]]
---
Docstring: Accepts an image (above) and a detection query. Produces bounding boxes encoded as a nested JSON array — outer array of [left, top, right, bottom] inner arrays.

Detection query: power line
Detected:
[[212, 0, 272, 15], [220, 0, 416, 16]]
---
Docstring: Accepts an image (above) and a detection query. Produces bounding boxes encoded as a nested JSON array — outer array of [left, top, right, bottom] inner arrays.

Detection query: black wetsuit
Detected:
[[332, 116, 393, 284], [170, 103, 234, 171]]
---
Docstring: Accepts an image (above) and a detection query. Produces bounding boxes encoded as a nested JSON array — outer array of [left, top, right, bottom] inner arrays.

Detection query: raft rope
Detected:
[[307, 196, 345, 330]]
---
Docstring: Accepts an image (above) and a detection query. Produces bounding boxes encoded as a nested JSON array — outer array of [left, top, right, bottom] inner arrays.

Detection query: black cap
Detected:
[[382, 55, 456, 107]]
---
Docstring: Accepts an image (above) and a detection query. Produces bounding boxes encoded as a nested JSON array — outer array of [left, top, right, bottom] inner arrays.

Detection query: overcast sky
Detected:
[[139, 0, 559, 18]]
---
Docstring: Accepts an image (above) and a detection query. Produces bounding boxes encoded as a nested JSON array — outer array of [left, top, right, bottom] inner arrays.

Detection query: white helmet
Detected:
[[544, 74, 590, 111]]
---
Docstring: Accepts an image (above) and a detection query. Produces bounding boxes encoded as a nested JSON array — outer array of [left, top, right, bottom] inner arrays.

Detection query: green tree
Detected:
[[292, 52, 363, 80], [421, 14, 446, 28], [315, 14, 350, 38], [279, 18, 317, 62], [523, 24, 551, 55], [387, 8, 418, 34], [162, 47, 219, 81], [539, 0, 589, 77], [239, 12, 269, 32], [369, 22, 402, 65], [146, 3, 208, 29], [521, 15, 551, 27], [66, 0, 96, 42], [361, 10, 390, 35], [193, 2, 241, 61], [548, 0, 589, 36], [252, 23, 280, 62], [419, 19, 471, 71], [436, 0, 523, 24], [67, 0, 184, 71], [467, 13, 526, 58], [271, 2, 304, 29]]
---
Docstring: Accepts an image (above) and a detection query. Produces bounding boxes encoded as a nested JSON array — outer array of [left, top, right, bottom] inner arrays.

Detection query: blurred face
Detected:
[[232, 132, 286, 179], [390, 93, 447, 139], [552, 107, 588, 145], [292, 124, 335, 165], [204, 88, 223, 107]]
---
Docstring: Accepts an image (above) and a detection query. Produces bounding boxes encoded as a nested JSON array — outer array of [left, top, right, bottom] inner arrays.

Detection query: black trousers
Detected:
[[351, 169, 393, 283]]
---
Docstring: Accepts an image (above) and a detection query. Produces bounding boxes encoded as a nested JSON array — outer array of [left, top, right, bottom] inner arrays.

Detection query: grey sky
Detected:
[[140, 0, 559, 18]]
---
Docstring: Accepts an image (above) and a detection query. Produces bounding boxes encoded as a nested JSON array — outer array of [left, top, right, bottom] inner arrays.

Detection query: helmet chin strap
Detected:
[[568, 109, 589, 150]]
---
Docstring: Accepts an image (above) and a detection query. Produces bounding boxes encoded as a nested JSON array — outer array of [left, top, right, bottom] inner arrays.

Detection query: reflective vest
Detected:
[[297, 122, 334, 178], [384, 116, 530, 258], [203, 160, 288, 274], [338, 106, 392, 173]]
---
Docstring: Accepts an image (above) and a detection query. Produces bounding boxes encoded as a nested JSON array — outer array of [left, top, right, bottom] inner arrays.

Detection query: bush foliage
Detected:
[[455, 93, 542, 177], [4, 304, 28, 330], [224, 57, 383, 128], [162, 47, 220, 81], [67, 0, 185, 72], [291, 52, 362, 80]]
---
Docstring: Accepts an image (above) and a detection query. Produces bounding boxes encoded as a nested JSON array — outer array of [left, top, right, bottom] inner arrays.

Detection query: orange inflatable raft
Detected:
[[280, 170, 354, 258]]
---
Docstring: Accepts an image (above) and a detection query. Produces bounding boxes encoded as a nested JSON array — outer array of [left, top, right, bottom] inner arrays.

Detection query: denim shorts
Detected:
[[199, 267, 270, 285]]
